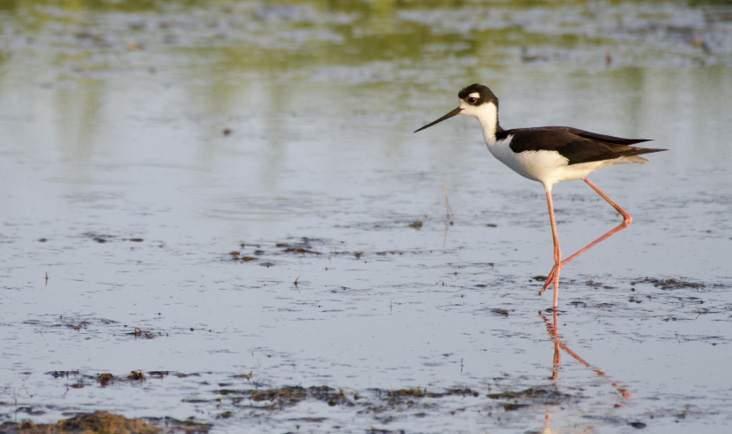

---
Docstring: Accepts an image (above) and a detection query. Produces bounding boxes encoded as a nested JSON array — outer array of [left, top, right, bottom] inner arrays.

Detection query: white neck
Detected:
[[461, 101, 499, 146]]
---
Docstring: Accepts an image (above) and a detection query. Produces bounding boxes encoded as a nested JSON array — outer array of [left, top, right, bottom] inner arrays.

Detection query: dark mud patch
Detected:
[[542, 276, 732, 319], [487, 385, 572, 408], [0, 411, 162, 434], [489, 308, 512, 317], [0, 412, 213, 433], [227, 237, 327, 265], [81, 232, 145, 244], [46, 370, 170, 389], [23, 316, 118, 333], [218, 385, 356, 408], [340, 216, 453, 232], [21, 315, 171, 340], [379, 387, 479, 401], [626, 276, 732, 321], [124, 327, 163, 339], [631, 277, 706, 291], [215, 384, 478, 409], [211, 383, 572, 418], [226, 236, 429, 267]]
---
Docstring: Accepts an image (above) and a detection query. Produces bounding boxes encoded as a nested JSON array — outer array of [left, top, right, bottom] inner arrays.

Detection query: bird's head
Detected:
[[414, 83, 499, 133]]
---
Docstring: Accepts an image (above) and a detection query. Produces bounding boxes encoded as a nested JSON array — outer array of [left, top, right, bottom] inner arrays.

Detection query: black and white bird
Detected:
[[414, 83, 665, 310]]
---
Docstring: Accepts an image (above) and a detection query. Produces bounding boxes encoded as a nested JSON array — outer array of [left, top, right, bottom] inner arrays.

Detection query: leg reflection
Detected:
[[540, 311, 631, 399], [539, 311, 630, 432]]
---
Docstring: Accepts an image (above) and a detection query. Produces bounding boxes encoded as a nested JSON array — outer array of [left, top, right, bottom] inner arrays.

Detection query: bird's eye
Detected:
[[467, 97, 478, 104]]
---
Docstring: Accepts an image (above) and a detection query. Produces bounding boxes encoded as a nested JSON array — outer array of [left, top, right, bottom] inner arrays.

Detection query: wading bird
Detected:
[[414, 84, 665, 310]]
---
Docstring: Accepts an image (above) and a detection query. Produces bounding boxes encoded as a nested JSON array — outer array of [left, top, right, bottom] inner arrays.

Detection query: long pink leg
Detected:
[[540, 177, 633, 301], [544, 189, 561, 310]]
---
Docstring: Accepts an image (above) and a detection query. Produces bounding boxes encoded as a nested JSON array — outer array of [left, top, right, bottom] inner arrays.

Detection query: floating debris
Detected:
[[97, 373, 114, 387], [277, 245, 320, 255], [127, 327, 158, 339], [128, 371, 146, 381], [491, 308, 511, 317], [81, 232, 115, 243], [408, 220, 423, 229]]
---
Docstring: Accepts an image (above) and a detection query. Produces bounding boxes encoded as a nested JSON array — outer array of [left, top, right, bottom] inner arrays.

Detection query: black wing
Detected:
[[500, 126, 661, 165]]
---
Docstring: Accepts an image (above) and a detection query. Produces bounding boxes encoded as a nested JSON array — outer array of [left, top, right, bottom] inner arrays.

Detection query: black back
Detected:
[[498, 126, 663, 165]]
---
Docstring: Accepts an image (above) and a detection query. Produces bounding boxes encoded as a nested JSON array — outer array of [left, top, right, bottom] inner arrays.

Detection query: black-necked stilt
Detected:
[[414, 83, 666, 310]]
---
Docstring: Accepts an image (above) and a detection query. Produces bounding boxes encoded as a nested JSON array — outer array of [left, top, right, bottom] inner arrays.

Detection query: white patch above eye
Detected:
[[469, 92, 480, 99]]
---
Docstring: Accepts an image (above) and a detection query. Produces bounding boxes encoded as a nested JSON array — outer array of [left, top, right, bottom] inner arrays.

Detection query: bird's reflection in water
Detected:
[[539, 311, 631, 432]]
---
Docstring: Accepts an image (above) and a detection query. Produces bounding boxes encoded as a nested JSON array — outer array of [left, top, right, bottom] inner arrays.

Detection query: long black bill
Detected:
[[413, 107, 463, 133]]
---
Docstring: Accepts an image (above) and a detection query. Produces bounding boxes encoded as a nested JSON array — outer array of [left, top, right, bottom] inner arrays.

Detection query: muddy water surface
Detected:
[[1, 1, 732, 433]]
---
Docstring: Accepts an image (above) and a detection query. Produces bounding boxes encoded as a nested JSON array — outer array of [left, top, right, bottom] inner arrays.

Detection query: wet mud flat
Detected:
[[0, 371, 654, 433], [2, 231, 731, 433]]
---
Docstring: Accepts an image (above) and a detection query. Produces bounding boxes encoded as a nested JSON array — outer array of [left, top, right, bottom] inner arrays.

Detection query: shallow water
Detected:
[[1, 1, 732, 433]]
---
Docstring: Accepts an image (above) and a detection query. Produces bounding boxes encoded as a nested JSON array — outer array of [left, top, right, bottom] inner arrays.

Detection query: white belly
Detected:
[[486, 135, 613, 190]]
